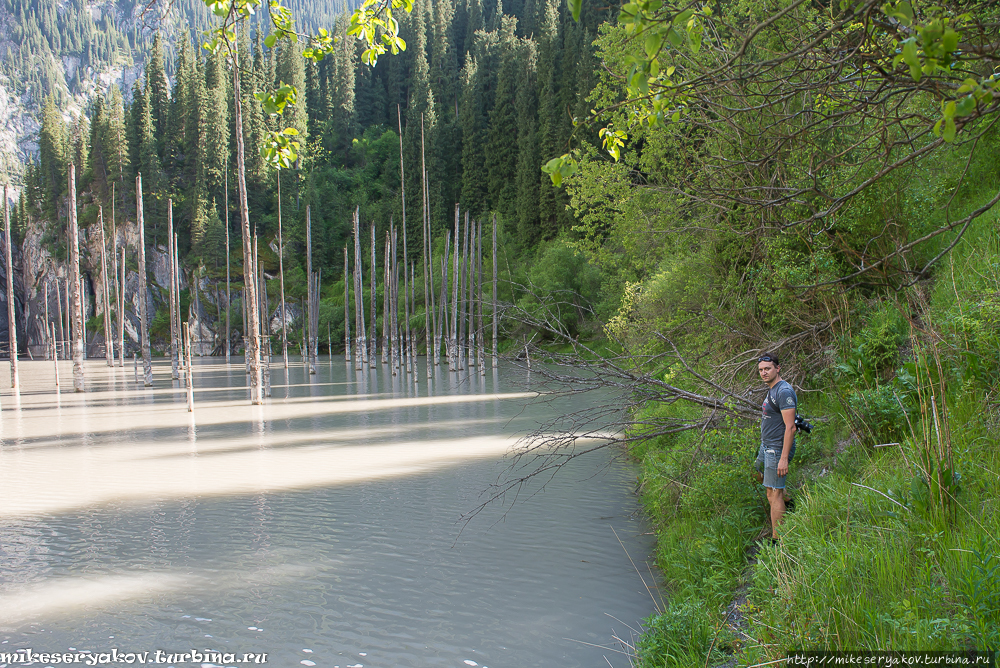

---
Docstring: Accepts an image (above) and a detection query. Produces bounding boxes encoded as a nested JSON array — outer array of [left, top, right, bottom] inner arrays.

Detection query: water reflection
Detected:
[[0, 358, 656, 667]]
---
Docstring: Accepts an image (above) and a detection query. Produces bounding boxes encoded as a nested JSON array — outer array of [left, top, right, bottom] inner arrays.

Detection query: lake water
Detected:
[[0, 357, 658, 668]]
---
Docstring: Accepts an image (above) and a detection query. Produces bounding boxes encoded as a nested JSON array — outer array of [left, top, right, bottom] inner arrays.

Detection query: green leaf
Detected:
[[265, 33, 277, 48], [665, 26, 682, 48], [901, 39, 919, 68], [644, 31, 662, 59], [942, 117, 956, 142], [941, 28, 959, 53], [955, 95, 976, 117], [567, 0, 582, 22]]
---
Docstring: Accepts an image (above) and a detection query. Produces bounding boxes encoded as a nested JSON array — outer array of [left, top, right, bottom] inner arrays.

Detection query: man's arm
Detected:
[[778, 408, 796, 476]]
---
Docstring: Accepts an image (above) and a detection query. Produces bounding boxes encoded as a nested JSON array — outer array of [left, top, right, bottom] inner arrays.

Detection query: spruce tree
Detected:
[[485, 16, 520, 222], [204, 49, 231, 202], [459, 55, 487, 216], [514, 40, 539, 246], [103, 85, 130, 207], [146, 33, 170, 156], [39, 95, 67, 211]]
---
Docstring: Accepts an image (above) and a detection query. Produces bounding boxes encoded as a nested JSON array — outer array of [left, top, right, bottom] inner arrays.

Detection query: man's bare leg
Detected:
[[766, 487, 786, 539]]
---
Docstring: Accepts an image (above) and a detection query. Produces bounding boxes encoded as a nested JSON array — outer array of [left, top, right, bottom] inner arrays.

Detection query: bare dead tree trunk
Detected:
[[256, 235, 270, 397], [136, 174, 152, 387], [185, 321, 194, 412], [354, 207, 366, 371], [410, 261, 418, 381], [477, 218, 484, 374], [468, 219, 476, 369], [225, 159, 231, 364], [173, 232, 181, 372], [111, 181, 121, 366], [99, 206, 113, 368], [4, 183, 18, 390], [369, 223, 376, 368], [382, 232, 390, 366], [51, 322, 59, 388], [230, 34, 262, 404], [402, 216, 411, 376], [119, 246, 125, 365], [492, 213, 498, 369], [459, 212, 469, 371], [306, 205, 316, 374], [439, 231, 449, 368], [450, 206, 459, 372], [68, 164, 85, 392], [420, 114, 433, 376], [313, 268, 321, 366], [277, 172, 288, 370], [344, 246, 351, 362], [169, 200, 179, 380], [391, 225, 400, 374]]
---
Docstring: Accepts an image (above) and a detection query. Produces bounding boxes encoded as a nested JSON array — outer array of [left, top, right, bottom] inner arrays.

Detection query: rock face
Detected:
[[4, 206, 242, 358], [270, 303, 302, 335]]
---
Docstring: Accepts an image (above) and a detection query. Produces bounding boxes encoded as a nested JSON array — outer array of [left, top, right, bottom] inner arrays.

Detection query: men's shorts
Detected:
[[755, 442, 795, 489]]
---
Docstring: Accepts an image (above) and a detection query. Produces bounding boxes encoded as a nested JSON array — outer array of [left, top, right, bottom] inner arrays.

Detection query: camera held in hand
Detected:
[[794, 415, 813, 434]]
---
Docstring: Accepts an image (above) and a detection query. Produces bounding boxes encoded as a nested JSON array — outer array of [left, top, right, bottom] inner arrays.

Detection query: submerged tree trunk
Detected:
[[136, 173, 152, 387], [225, 162, 231, 364], [344, 246, 351, 362], [230, 37, 262, 404], [493, 214, 498, 369], [169, 200, 179, 380], [119, 246, 125, 366], [306, 205, 316, 374], [450, 207, 459, 372], [99, 206, 114, 368], [277, 173, 288, 370], [370, 224, 377, 368], [4, 183, 18, 390], [68, 164, 85, 392]]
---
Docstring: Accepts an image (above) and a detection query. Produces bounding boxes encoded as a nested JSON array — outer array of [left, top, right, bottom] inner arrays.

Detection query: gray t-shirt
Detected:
[[761, 380, 797, 449]]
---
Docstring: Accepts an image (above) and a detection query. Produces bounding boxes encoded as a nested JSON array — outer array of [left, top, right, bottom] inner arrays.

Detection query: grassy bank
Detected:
[[629, 210, 1000, 664]]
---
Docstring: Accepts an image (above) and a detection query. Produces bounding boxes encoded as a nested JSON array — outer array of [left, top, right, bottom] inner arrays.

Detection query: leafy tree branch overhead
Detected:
[[201, 0, 413, 167], [546, 0, 1000, 287]]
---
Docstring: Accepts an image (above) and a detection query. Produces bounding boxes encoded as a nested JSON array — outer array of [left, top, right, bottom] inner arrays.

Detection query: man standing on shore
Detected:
[[754, 353, 796, 540]]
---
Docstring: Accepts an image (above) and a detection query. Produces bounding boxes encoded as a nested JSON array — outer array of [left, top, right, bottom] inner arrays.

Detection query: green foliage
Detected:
[[845, 384, 907, 444], [635, 600, 713, 668], [515, 239, 600, 338]]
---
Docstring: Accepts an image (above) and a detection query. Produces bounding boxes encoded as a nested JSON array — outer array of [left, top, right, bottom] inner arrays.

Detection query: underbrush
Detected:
[[634, 389, 1000, 667]]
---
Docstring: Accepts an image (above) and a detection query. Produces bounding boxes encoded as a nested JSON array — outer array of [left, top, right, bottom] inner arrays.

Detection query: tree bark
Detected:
[[4, 183, 18, 390], [136, 173, 152, 387], [277, 172, 288, 370], [68, 164, 85, 392], [230, 35, 262, 404], [169, 199, 179, 380], [99, 206, 113, 367]]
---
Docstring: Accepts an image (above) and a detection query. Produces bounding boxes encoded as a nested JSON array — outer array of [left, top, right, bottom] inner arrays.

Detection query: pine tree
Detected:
[[103, 85, 130, 206], [275, 41, 308, 147], [138, 77, 165, 244], [204, 49, 230, 201], [514, 39, 539, 245], [167, 33, 197, 182], [73, 112, 90, 180], [89, 95, 109, 199], [459, 54, 487, 216], [536, 0, 565, 239], [485, 16, 520, 222], [39, 95, 67, 212], [146, 33, 170, 156]]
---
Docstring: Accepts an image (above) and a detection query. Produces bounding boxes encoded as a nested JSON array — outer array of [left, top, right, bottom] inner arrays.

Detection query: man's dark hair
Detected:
[[758, 353, 780, 366]]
